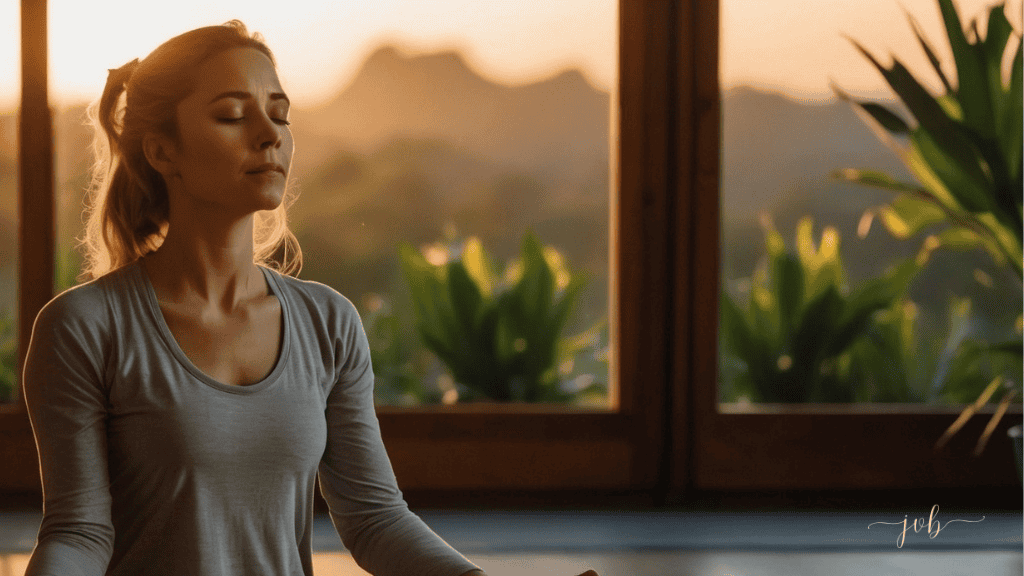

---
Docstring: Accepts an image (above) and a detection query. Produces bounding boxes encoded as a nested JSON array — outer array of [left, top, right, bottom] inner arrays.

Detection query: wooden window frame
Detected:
[[2, 0, 1020, 509], [670, 0, 1022, 507]]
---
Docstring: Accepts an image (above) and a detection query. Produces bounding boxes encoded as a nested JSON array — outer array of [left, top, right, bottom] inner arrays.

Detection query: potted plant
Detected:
[[830, 0, 1022, 475]]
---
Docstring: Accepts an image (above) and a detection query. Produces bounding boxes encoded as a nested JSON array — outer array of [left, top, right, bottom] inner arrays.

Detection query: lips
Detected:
[[246, 163, 285, 175]]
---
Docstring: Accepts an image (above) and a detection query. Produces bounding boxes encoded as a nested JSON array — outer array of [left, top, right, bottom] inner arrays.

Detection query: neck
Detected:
[[144, 208, 262, 313]]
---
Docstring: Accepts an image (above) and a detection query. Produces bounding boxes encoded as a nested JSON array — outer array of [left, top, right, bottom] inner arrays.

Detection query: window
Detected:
[[678, 0, 1021, 499], [3, 0, 672, 504], [46, 1, 618, 409], [717, 0, 1023, 407], [2, 0, 1017, 506]]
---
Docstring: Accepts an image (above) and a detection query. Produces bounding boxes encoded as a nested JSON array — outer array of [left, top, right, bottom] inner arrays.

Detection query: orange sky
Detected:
[[0, 0, 1020, 111]]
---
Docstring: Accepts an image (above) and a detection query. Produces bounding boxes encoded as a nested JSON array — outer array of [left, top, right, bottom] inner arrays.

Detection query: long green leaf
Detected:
[[447, 260, 483, 333], [514, 231, 555, 325], [859, 102, 912, 135], [791, 284, 843, 367], [1003, 36, 1023, 186], [984, 4, 1014, 128], [721, 293, 772, 391], [774, 253, 804, 343], [937, 0, 995, 135], [904, 6, 954, 94], [848, 36, 992, 190], [910, 129, 993, 213], [879, 196, 946, 239], [831, 81, 913, 157], [462, 237, 495, 297], [831, 168, 926, 194]]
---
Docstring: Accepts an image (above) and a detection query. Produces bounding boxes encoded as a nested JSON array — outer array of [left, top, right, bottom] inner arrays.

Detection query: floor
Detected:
[[0, 509, 1020, 575]]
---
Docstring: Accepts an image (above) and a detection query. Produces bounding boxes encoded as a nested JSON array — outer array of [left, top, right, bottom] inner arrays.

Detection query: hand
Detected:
[[575, 571, 599, 576]]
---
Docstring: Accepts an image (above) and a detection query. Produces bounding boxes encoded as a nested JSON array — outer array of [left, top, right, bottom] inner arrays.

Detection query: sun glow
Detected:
[[3, 0, 1021, 112]]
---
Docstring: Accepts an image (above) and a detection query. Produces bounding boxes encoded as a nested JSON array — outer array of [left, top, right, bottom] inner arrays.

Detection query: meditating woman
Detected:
[[21, 20, 595, 576]]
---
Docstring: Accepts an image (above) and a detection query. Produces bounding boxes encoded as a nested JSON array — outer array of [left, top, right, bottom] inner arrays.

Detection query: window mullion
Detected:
[[17, 0, 56, 404]]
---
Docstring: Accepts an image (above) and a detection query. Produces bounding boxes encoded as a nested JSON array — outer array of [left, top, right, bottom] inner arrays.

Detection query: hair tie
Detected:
[[106, 58, 140, 90]]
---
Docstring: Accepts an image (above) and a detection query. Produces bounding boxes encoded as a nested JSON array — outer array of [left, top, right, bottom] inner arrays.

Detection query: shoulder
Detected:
[[24, 266, 129, 386], [33, 267, 126, 337], [268, 270, 367, 338]]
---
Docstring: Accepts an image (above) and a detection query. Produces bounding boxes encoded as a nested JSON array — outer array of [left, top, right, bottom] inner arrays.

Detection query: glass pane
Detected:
[[718, 0, 1023, 406], [0, 1, 18, 404], [51, 1, 615, 407]]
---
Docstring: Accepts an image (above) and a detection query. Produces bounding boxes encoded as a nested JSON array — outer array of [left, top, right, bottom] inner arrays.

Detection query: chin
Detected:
[[251, 188, 287, 212]]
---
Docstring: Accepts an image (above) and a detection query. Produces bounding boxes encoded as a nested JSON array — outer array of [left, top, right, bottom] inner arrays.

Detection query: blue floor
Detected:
[[3, 509, 1020, 554], [3, 509, 1021, 575], [330, 509, 1023, 553]]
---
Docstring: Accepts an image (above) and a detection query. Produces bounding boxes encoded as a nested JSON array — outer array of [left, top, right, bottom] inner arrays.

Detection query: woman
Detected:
[[21, 20, 595, 576]]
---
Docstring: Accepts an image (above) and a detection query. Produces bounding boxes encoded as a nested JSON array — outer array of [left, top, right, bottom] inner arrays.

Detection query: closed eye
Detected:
[[217, 117, 290, 126]]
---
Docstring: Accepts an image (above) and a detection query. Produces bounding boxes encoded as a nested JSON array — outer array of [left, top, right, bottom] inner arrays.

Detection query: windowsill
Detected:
[[376, 403, 617, 414], [718, 403, 1024, 415]]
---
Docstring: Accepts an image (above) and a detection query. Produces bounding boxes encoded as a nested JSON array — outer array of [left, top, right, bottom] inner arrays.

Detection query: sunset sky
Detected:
[[0, 0, 1020, 111]]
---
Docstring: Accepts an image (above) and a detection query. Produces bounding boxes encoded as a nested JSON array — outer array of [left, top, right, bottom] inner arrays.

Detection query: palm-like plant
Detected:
[[829, 0, 1022, 456], [398, 229, 605, 402], [720, 214, 924, 403]]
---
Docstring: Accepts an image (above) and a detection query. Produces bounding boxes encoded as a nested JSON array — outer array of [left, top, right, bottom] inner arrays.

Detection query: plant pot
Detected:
[[1009, 425, 1023, 484]]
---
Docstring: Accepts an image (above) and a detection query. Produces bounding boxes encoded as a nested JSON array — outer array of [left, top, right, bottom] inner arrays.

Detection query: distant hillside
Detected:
[[295, 45, 610, 179], [720, 85, 912, 226]]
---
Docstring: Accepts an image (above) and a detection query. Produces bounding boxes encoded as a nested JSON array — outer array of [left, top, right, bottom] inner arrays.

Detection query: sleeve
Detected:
[[21, 291, 115, 576], [317, 297, 480, 576]]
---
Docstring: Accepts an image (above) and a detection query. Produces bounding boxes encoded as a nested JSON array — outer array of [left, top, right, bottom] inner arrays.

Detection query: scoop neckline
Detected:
[[132, 259, 291, 395]]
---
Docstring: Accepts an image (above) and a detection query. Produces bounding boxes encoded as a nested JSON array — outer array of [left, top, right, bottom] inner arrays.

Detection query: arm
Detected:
[[21, 292, 115, 576], [317, 298, 481, 576]]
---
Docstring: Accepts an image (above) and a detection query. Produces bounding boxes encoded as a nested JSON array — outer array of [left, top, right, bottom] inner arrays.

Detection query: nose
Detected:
[[255, 114, 283, 151]]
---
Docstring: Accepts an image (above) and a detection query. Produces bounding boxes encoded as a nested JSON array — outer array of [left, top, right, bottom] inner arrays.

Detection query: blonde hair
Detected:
[[79, 19, 302, 281]]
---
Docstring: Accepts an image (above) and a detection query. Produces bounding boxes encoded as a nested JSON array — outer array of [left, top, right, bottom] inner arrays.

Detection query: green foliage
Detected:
[[0, 307, 16, 403], [362, 294, 446, 406], [398, 229, 606, 402], [720, 215, 924, 402], [830, 0, 1022, 454], [830, 0, 1022, 278]]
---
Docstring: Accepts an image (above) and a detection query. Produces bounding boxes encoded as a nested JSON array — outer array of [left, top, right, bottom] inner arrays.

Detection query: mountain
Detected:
[[720, 85, 913, 226], [296, 45, 610, 179]]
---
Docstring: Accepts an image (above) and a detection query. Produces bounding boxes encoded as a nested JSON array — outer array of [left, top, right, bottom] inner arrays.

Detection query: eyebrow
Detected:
[[208, 91, 290, 106]]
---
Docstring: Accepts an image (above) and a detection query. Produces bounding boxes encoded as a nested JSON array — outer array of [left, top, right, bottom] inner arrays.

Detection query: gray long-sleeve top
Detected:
[[21, 259, 480, 576]]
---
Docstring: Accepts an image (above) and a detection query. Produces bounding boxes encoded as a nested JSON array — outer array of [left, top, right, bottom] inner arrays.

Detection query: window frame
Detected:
[[669, 0, 1022, 504], [2, 0, 678, 503], [2, 0, 1020, 508]]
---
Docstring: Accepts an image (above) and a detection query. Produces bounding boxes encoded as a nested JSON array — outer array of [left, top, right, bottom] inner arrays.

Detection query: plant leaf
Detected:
[[461, 236, 495, 297], [446, 260, 483, 334], [910, 129, 992, 213], [937, 0, 995, 135], [904, 5, 955, 94], [831, 168, 923, 194], [774, 253, 804, 343], [855, 101, 913, 134], [935, 375, 1004, 451], [848, 35, 992, 189], [1003, 37, 1023, 183]]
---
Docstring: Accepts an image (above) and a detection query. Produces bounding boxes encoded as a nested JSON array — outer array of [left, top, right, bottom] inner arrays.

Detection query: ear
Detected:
[[142, 132, 180, 178]]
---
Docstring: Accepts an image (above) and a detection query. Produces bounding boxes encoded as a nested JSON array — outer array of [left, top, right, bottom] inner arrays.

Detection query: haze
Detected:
[[0, 0, 1020, 111]]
